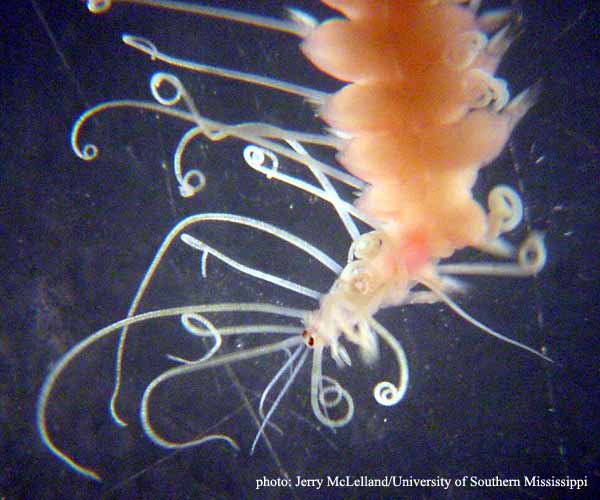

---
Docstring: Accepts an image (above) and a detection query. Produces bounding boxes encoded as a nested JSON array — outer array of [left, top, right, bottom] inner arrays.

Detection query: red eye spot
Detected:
[[302, 330, 315, 348]]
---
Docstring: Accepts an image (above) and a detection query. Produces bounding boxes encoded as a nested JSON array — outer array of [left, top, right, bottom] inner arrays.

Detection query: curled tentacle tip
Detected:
[[464, 70, 508, 111], [178, 185, 196, 198], [373, 381, 404, 407], [518, 232, 547, 274], [243, 145, 279, 176], [150, 72, 185, 107], [178, 170, 206, 198], [487, 184, 523, 234], [122, 35, 159, 60], [87, 0, 112, 14], [79, 143, 99, 161], [180, 233, 206, 251]]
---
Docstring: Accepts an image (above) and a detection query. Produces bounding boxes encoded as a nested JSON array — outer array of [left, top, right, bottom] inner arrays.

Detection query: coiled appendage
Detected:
[[370, 320, 410, 407], [87, 0, 112, 14], [464, 69, 509, 111], [484, 184, 546, 275], [374, 381, 404, 406], [305, 229, 410, 418], [310, 347, 355, 428], [465, 184, 547, 275], [487, 184, 524, 238], [243, 145, 280, 178], [517, 232, 546, 274], [70, 71, 207, 199], [150, 73, 207, 197], [165, 312, 222, 364]]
